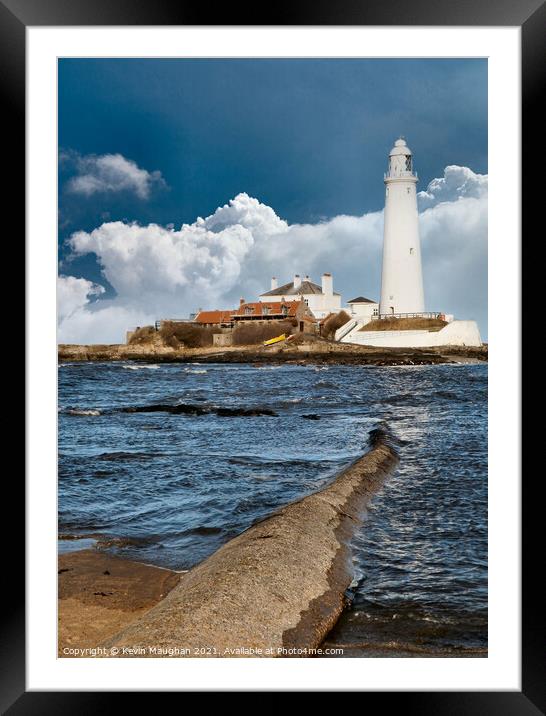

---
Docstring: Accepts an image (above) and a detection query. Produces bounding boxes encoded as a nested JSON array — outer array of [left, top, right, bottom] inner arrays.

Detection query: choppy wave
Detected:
[[374, 389, 482, 406], [64, 408, 102, 416], [95, 534, 163, 549], [97, 451, 166, 461], [178, 525, 223, 536], [227, 454, 351, 467], [122, 364, 160, 371]]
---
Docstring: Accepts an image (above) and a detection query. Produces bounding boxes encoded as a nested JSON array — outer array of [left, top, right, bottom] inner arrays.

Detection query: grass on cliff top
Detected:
[[232, 320, 296, 346], [360, 317, 447, 332], [159, 322, 216, 348], [127, 323, 216, 348], [127, 326, 156, 344], [321, 310, 351, 340], [128, 320, 300, 349]]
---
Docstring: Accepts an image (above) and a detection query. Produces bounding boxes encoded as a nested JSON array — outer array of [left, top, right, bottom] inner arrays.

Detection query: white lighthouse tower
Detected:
[[379, 137, 425, 316]]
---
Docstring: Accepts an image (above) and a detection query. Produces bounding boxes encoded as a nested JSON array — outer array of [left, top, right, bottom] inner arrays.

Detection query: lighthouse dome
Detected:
[[389, 137, 413, 156]]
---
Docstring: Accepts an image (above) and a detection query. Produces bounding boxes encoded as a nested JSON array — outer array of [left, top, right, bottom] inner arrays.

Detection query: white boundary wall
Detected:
[[340, 320, 482, 348]]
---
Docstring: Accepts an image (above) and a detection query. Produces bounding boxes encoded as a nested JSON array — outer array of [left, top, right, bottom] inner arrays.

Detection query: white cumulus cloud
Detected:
[[57, 275, 104, 323], [418, 165, 487, 210], [62, 151, 165, 199], [58, 168, 487, 344]]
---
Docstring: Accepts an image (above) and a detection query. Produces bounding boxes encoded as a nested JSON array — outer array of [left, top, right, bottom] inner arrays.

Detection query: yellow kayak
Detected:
[[263, 333, 286, 346]]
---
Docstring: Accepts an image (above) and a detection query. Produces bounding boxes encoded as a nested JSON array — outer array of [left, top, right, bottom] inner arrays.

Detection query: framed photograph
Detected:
[[10, 0, 537, 706]]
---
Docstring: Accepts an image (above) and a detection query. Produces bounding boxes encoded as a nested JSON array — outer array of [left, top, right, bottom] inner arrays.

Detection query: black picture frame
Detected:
[[7, 0, 539, 709]]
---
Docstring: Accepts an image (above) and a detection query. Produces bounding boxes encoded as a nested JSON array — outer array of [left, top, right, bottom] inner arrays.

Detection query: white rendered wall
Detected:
[[307, 293, 341, 318], [340, 320, 482, 348], [380, 178, 425, 315], [346, 303, 378, 323]]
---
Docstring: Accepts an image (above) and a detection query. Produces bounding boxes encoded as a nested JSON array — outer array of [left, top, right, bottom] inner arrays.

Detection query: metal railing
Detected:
[[384, 172, 418, 180], [372, 312, 442, 321]]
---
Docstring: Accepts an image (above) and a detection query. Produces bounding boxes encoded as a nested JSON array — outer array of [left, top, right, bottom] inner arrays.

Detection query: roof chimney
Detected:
[[240, 297, 245, 306], [321, 273, 333, 296], [271, 276, 278, 290], [293, 274, 302, 290]]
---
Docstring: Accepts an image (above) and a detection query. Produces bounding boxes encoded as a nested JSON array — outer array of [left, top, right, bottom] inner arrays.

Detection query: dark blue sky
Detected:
[[58, 58, 487, 289]]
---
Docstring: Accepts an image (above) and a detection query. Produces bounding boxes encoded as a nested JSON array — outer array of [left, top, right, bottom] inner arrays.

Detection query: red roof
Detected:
[[232, 301, 301, 318], [194, 310, 234, 324]]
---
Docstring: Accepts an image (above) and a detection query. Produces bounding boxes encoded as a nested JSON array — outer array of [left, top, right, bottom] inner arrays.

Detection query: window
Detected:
[[409, 247, 414, 255], [373, 308, 379, 316], [244, 306, 253, 315], [262, 306, 270, 315], [405, 155, 412, 171], [407, 187, 411, 194]]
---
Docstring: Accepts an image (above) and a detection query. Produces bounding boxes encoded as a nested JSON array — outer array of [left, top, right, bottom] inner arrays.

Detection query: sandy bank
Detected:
[[97, 430, 398, 658], [58, 550, 180, 656]]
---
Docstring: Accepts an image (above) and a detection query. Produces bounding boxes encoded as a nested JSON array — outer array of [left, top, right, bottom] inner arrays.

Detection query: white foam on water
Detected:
[[122, 364, 160, 370]]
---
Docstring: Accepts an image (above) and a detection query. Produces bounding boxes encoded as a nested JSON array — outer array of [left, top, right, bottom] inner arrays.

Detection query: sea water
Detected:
[[58, 360, 487, 656]]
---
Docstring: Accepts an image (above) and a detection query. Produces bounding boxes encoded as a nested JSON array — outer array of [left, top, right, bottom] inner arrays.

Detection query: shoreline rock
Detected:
[[121, 403, 278, 417], [58, 341, 487, 366]]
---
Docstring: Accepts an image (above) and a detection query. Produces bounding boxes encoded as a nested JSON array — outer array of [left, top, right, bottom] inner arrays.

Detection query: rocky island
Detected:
[[58, 332, 487, 367]]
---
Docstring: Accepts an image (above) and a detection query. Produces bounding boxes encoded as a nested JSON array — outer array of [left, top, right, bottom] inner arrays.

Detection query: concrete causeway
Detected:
[[101, 430, 399, 658]]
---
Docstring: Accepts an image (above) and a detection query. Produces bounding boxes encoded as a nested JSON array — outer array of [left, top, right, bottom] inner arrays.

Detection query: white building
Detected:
[[380, 137, 425, 316], [346, 296, 379, 324], [259, 273, 341, 319]]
